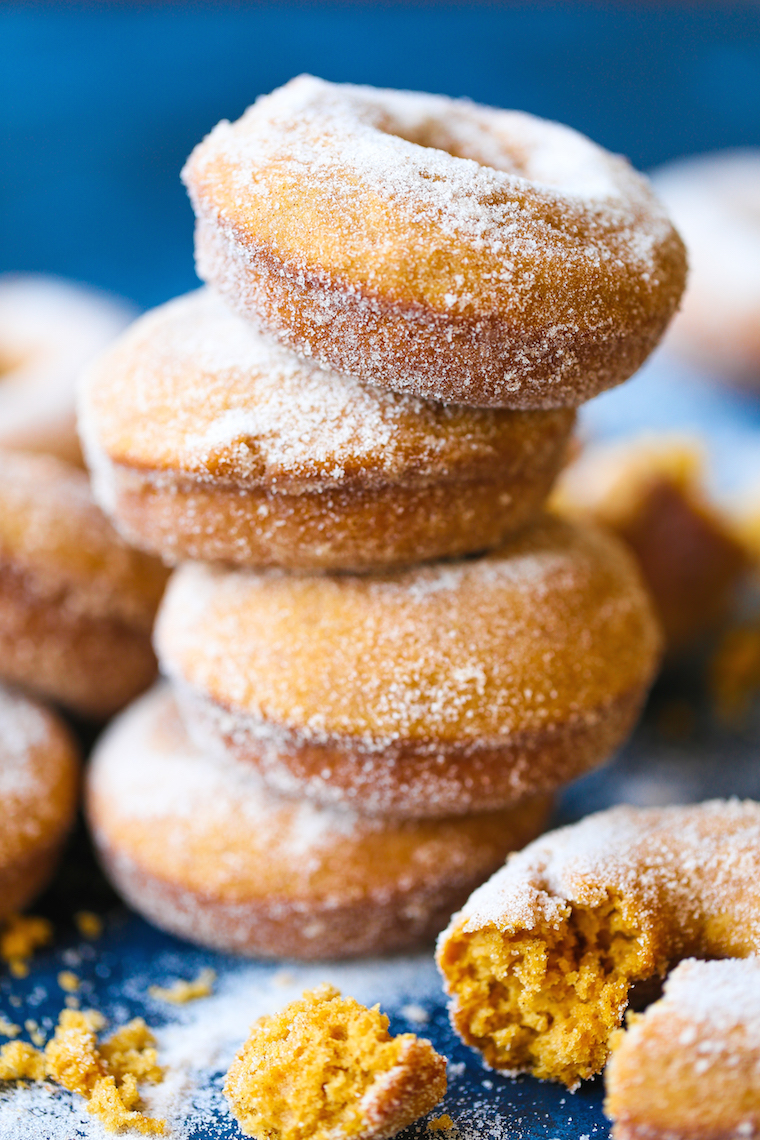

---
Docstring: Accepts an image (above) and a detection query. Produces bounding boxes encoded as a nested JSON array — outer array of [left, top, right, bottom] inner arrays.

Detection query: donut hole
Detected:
[[376, 110, 528, 178], [443, 895, 651, 1088]]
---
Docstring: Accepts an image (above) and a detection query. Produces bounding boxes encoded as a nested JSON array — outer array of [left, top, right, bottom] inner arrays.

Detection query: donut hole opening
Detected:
[[377, 112, 529, 179], [443, 896, 650, 1088]]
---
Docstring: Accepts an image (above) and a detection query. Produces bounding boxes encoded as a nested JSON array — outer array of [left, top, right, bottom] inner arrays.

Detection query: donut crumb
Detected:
[[148, 967, 216, 1004], [75, 911, 103, 940], [0, 913, 53, 978]]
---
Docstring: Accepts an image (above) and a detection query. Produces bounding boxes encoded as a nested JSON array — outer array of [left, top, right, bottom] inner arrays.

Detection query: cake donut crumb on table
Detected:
[[604, 957, 760, 1140], [0, 684, 79, 920], [223, 983, 447, 1140], [154, 515, 661, 819], [79, 288, 575, 572], [437, 800, 760, 1089], [183, 75, 686, 410], [86, 685, 553, 959]]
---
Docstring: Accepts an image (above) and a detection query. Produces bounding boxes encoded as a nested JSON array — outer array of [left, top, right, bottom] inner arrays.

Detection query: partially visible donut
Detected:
[[605, 957, 760, 1140], [0, 449, 168, 718], [86, 685, 553, 960], [437, 800, 760, 1089], [550, 434, 748, 650], [653, 149, 760, 387], [80, 289, 575, 572], [154, 516, 661, 819], [0, 684, 79, 920], [183, 75, 687, 410], [0, 274, 133, 465]]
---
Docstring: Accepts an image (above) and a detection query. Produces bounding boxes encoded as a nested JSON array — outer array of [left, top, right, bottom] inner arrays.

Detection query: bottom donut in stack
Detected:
[[85, 686, 553, 959]]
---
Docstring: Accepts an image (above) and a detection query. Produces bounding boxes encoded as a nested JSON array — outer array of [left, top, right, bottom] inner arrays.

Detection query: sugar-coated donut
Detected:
[[0, 274, 133, 465], [86, 686, 553, 960], [653, 150, 760, 386], [0, 449, 168, 718], [550, 434, 748, 650], [155, 516, 661, 819], [183, 75, 686, 410], [80, 289, 575, 572], [437, 800, 760, 1089], [605, 957, 760, 1140], [0, 684, 79, 919]]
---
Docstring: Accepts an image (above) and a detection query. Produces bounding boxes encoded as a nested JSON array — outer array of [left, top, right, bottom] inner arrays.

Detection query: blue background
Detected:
[[2, 2, 760, 309]]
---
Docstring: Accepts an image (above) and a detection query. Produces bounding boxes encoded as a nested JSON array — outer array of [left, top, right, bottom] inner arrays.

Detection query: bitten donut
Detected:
[[653, 150, 760, 386], [183, 75, 686, 410], [80, 289, 575, 572], [86, 686, 553, 960], [0, 449, 168, 718], [437, 800, 760, 1089], [605, 957, 760, 1140], [0, 685, 79, 919], [0, 274, 133, 465], [155, 515, 661, 819], [550, 434, 748, 650]]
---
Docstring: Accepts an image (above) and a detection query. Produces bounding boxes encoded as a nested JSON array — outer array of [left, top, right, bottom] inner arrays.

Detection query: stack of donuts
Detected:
[[79, 76, 686, 960]]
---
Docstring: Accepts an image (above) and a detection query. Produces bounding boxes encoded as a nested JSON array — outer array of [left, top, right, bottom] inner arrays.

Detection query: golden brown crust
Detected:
[[80, 289, 574, 571], [86, 686, 552, 959], [0, 685, 79, 919], [156, 516, 661, 818], [0, 449, 168, 717], [184, 77, 686, 409], [551, 435, 748, 651]]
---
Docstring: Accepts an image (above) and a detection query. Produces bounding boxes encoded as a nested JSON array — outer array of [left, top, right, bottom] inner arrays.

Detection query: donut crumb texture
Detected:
[[0, 913, 52, 978], [223, 983, 447, 1140]]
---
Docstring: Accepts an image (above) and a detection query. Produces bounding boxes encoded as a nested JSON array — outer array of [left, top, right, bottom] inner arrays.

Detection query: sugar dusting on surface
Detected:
[[0, 687, 48, 802]]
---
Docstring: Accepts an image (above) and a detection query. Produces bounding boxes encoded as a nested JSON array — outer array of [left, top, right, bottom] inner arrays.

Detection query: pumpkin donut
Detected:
[[605, 956, 760, 1140], [653, 149, 760, 387], [154, 515, 661, 819], [86, 685, 553, 960], [437, 799, 760, 1090], [0, 449, 168, 718], [183, 75, 687, 410], [79, 289, 574, 572], [0, 684, 79, 920], [0, 273, 133, 466]]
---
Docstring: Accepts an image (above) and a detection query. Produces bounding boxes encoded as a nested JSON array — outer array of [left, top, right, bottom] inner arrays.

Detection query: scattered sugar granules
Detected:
[[149, 968, 216, 1005], [0, 913, 52, 978], [0, 1008, 165, 1134]]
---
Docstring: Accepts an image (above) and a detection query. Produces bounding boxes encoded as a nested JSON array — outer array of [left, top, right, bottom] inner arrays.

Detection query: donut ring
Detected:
[[86, 686, 553, 960], [155, 516, 661, 819], [653, 149, 760, 387], [605, 957, 760, 1140], [0, 274, 133, 465], [80, 289, 575, 572], [0, 449, 168, 718], [183, 75, 687, 409], [0, 684, 79, 919], [437, 800, 760, 1089]]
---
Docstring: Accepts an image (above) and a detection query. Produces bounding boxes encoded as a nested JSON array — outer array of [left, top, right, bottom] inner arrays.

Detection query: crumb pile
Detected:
[[223, 983, 447, 1140]]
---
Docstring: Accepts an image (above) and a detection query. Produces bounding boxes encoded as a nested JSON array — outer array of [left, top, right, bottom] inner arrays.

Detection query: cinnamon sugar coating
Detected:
[[86, 686, 552, 959], [605, 957, 760, 1140], [551, 434, 748, 650], [80, 289, 574, 571], [155, 515, 661, 818], [0, 449, 168, 717], [437, 800, 760, 1089], [0, 684, 79, 919], [183, 76, 686, 409], [0, 274, 132, 466], [223, 984, 447, 1140]]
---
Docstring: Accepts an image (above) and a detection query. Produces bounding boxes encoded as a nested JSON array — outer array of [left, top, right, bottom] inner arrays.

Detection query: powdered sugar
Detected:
[[0, 686, 48, 801]]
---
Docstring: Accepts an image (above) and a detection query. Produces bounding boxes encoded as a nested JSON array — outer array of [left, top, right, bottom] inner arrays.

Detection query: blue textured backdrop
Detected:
[[2, 2, 760, 308]]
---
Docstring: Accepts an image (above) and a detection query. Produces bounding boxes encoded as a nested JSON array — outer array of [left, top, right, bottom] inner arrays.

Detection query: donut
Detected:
[[182, 75, 687, 410], [224, 984, 447, 1140], [85, 685, 553, 960], [154, 515, 661, 819], [0, 274, 133, 465], [604, 957, 760, 1140], [436, 799, 760, 1089], [0, 684, 79, 919], [0, 449, 168, 718], [550, 434, 748, 650], [653, 149, 760, 386], [80, 289, 575, 572]]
